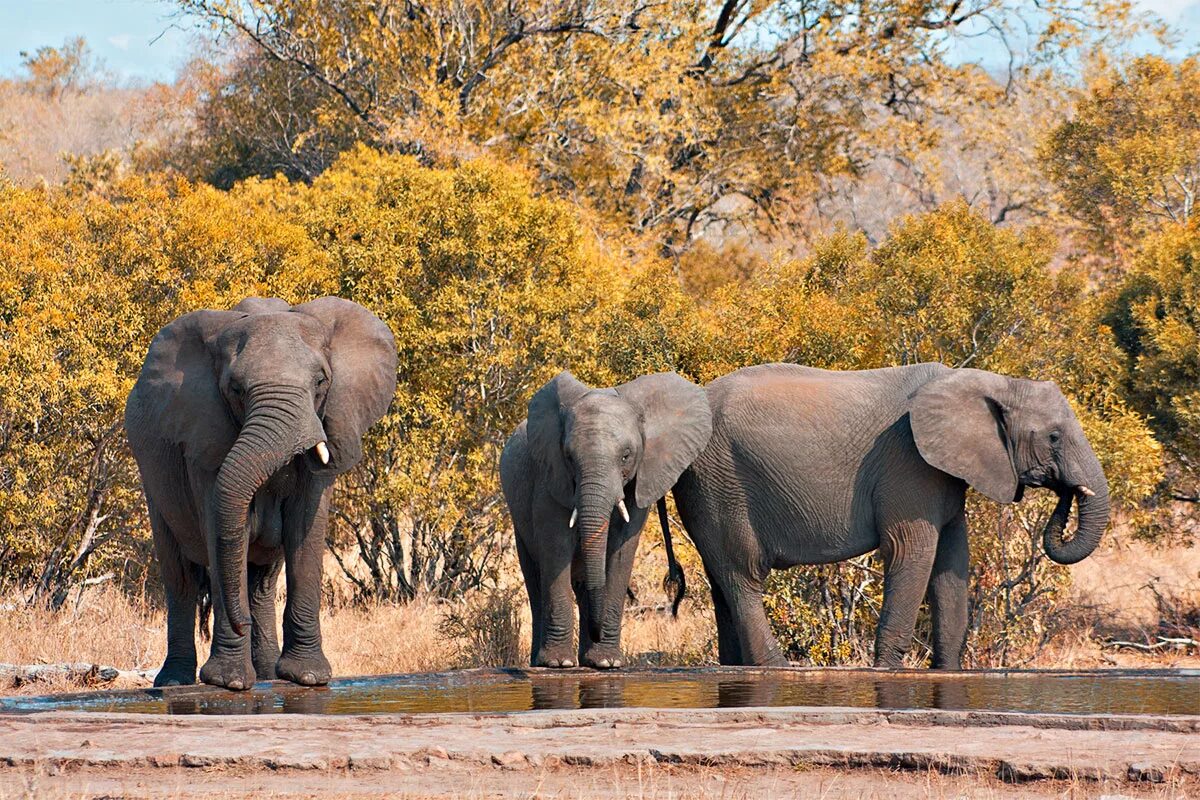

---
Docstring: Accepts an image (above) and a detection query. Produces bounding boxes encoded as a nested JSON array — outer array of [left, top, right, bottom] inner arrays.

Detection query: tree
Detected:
[[18, 37, 98, 99], [154, 46, 369, 188], [1043, 55, 1200, 253], [177, 0, 1149, 248], [1105, 217, 1200, 502]]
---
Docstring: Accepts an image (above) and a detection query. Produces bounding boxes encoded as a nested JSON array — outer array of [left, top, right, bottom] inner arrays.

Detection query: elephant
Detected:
[[668, 362, 1110, 670], [500, 371, 711, 669], [124, 296, 397, 690]]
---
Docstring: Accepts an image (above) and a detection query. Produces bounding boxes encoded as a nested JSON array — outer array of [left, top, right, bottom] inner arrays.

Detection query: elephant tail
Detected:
[[657, 496, 686, 618], [197, 566, 212, 643]]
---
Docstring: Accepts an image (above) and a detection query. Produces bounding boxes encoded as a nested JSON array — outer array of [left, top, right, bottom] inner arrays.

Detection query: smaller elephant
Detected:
[[125, 297, 397, 689], [500, 371, 711, 669], [670, 363, 1110, 669]]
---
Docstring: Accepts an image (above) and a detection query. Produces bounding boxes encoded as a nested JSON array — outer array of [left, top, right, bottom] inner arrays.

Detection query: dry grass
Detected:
[[1, 536, 1196, 697], [0, 583, 715, 696]]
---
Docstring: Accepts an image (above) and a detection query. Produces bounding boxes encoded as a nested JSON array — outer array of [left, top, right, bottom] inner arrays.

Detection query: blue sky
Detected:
[[0, 0, 1197, 84], [0, 0, 194, 83]]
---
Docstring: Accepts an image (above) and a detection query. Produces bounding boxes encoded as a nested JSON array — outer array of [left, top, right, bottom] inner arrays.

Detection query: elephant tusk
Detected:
[[315, 441, 330, 465], [569, 508, 577, 528], [617, 499, 630, 523], [1076, 485, 1095, 497]]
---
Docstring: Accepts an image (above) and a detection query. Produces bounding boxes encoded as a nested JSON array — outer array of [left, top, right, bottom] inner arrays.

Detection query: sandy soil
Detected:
[[4, 761, 1196, 800], [0, 705, 1195, 799]]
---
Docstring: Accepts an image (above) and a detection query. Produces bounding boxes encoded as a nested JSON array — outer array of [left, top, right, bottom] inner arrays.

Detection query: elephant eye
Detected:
[[316, 375, 328, 388], [621, 452, 629, 463], [229, 380, 244, 397], [1049, 430, 1061, 444]]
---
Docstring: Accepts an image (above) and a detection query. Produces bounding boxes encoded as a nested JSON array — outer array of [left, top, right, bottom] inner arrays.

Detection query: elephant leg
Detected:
[[515, 534, 544, 665], [874, 519, 939, 668], [276, 481, 333, 687], [579, 523, 640, 669], [534, 535, 577, 668], [723, 576, 786, 667], [927, 514, 969, 670], [199, 542, 256, 691], [248, 560, 283, 681], [706, 568, 742, 665], [151, 508, 200, 687]]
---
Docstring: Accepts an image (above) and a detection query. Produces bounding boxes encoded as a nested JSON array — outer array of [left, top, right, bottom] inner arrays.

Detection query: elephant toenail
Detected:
[[598, 659, 611, 668], [300, 672, 316, 685], [612, 660, 622, 668], [561, 660, 574, 667], [228, 679, 244, 690]]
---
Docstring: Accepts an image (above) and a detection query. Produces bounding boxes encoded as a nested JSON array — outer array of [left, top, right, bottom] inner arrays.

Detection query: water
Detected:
[[2, 667, 1196, 717]]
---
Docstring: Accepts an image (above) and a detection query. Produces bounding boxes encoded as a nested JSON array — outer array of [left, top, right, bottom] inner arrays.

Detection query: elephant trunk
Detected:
[[214, 387, 326, 636], [1042, 450, 1110, 566], [575, 476, 614, 643]]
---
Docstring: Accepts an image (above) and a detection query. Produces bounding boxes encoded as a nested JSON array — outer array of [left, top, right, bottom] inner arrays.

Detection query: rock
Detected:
[[349, 754, 393, 770], [1128, 762, 1166, 783], [491, 751, 529, 769]]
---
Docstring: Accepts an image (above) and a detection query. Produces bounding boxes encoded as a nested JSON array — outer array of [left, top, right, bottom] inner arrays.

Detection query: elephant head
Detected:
[[526, 371, 711, 639], [911, 368, 1109, 565], [137, 297, 396, 635]]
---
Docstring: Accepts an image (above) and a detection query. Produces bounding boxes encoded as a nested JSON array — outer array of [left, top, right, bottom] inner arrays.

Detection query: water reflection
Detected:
[[4, 668, 1196, 717]]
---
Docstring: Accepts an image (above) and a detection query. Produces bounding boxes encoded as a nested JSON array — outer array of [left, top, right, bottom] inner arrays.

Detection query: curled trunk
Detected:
[[214, 389, 324, 635], [1042, 458, 1110, 565]]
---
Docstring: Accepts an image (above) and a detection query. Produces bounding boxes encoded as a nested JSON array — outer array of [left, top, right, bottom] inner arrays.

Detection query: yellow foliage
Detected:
[[1043, 55, 1200, 252], [0, 149, 1169, 666], [1105, 217, 1200, 494]]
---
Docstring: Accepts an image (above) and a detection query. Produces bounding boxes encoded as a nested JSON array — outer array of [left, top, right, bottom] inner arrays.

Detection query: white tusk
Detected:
[[315, 441, 330, 465], [1076, 485, 1095, 497], [617, 499, 630, 523], [569, 508, 577, 528]]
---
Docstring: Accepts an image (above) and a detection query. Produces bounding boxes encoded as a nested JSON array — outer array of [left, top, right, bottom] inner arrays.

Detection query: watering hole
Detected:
[[3, 667, 1197, 717]]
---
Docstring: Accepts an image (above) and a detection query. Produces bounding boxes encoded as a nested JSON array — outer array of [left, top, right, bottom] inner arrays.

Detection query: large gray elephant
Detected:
[[670, 363, 1109, 669], [500, 371, 711, 669], [125, 297, 397, 690]]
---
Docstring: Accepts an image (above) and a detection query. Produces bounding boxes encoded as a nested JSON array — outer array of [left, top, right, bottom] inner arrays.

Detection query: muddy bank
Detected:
[[0, 705, 1196, 785]]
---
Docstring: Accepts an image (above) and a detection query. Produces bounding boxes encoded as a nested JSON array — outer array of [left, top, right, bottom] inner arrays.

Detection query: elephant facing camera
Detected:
[[125, 296, 397, 690], [500, 371, 712, 670]]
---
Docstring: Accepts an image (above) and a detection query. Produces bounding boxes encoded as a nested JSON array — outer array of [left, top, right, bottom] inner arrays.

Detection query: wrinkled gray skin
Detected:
[[672, 363, 1110, 669], [500, 372, 711, 669], [125, 297, 397, 690]]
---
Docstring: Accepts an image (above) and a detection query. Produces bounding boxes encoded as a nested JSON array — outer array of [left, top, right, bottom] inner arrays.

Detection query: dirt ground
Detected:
[[0, 705, 1196, 799], [3, 761, 1196, 800]]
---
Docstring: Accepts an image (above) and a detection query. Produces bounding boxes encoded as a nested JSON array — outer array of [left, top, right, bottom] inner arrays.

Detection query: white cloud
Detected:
[[106, 33, 131, 51]]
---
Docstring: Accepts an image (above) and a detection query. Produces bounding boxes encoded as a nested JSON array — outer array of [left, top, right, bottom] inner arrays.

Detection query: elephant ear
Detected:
[[292, 297, 398, 474], [910, 368, 1018, 504], [527, 371, 591, 507], [617, 372, 713, 509], [128, 309, 246, 472]]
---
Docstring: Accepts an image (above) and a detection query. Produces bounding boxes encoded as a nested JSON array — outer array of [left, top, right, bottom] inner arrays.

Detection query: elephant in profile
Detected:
[[125, 297, 397, 689], [669, 363, 1109, 669], [500, 371, 711, 669]]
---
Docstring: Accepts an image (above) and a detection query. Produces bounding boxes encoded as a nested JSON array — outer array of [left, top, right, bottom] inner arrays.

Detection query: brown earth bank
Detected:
[[3, 761, 1197, 800], [0, 706, 1196, 799]]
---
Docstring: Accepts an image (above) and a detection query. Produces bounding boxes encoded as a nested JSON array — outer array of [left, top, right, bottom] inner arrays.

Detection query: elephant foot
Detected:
[[199, 653, 256, 691], [873, 654, 907, 670], [533, 644, 576, 668], [581, 644, 623, 670], [276, 650, 332, 686], [153, 658, 197, 687], [253, 652, 280, 682]]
